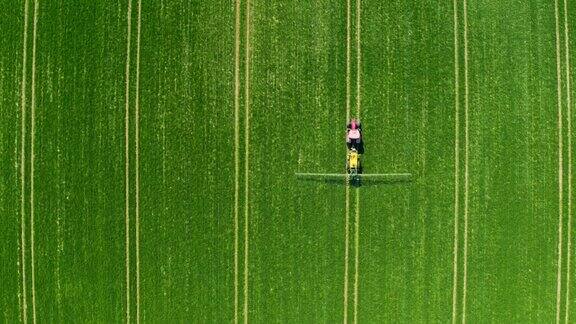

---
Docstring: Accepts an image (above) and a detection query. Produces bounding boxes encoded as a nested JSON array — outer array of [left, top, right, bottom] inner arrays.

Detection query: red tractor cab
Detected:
[[346, 119, 362, 151]]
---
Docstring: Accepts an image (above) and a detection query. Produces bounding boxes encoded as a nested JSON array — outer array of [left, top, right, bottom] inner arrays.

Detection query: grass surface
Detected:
[[1, 0, 575, 322]]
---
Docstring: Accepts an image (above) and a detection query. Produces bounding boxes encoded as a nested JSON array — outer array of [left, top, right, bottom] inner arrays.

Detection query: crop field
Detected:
[[1, 0, 575, 323]]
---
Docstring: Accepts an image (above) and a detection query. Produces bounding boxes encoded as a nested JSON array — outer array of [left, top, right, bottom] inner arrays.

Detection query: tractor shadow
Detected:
[[297, 174, 411, 187], [346, 141, 365, 154]]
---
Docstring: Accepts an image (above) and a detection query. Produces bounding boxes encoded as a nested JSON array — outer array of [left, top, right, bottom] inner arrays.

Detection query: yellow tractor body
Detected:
[[348, 151, 359, 169], [347, 149, 361, 176]]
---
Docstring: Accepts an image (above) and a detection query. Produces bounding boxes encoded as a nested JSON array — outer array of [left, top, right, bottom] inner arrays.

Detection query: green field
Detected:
[[1, 0, 575, 322]]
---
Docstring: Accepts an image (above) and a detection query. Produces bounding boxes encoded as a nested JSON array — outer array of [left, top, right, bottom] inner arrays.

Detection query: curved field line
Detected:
[[124, 0, 132, 322], [461, 0, 470, 321], [134, 0, 142, 322], [563, 0, 573, 321], [451, 0, 460, 322], [243, 0, 252, 322], [30, 1, 39, 322], [554, 0, 564, 322], [19, 0, 30, 322], [233, 0, 241, 322]]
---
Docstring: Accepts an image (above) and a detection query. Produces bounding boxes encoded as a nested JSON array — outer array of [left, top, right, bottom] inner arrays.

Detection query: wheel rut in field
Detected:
[[134, 1, 142, 321], [554, 0, 565, 321], [562, 0, 573, 321], [123, 1, 143, 321], [233, 0, 241, 322], [451, 0, 461, 322], [343, 0, 352, 320], [243, 0, 252, 322], [461, 0, 470, 320], [30, 1, 39, 322], [451, 0, 470, 322], [343, 0, 362, 322], [123, 0, 133, 320], [19, 0, 31, 322]]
